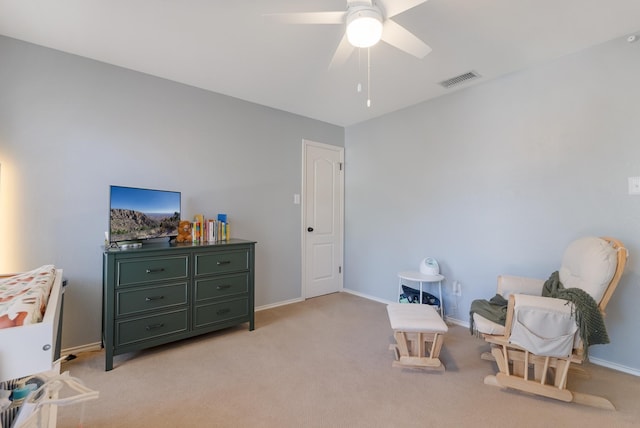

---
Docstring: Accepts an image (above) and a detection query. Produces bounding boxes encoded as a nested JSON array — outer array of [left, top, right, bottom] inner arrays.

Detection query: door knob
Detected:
[[307, 227, 314, 232]]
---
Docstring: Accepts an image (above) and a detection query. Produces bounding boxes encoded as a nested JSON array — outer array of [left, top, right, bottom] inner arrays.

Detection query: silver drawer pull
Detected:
[[146, 323, 164, 331], [217, 308, 231, 315], [145, 295, 165, 301], [216, 260, 231, 265], [216, 285, 231, 290], [146, 268, 165, 274]]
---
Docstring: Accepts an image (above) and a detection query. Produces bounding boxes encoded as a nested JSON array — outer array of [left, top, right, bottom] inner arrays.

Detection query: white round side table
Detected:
[[397, 271, 444, 317]]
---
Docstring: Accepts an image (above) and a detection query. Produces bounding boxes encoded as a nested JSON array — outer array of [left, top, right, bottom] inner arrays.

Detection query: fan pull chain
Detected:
[[357, 48, 362, 93], [367, 47, 371, 107]]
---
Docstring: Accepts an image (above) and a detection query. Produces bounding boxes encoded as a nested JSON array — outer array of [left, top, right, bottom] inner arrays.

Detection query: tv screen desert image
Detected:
[[109, 186, 180, 242]]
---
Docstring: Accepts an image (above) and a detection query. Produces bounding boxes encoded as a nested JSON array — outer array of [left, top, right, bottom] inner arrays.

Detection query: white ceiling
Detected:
[[1, 0, 639, 127]]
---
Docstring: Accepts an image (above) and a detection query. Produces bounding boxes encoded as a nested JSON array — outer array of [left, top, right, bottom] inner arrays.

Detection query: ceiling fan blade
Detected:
[[264, 11, 346, 25], [381, 0, 428, 19], [329, 33, 355, 69], [381, 19, 432, 58]]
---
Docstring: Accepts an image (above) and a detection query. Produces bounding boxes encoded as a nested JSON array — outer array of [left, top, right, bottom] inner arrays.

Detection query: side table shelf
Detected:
[[397, 271, 444, 318]]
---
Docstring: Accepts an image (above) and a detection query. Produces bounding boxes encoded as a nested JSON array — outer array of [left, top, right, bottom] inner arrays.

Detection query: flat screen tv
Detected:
[[109, 185, 181, 245]]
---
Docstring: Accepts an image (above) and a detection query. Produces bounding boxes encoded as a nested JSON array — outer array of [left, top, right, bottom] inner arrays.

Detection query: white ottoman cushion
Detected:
[[387, 303, 448, 333]]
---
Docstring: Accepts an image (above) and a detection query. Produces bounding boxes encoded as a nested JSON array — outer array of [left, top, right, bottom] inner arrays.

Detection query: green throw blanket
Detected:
[[541, 271, 609, 349], [469, 271, 609, 352]]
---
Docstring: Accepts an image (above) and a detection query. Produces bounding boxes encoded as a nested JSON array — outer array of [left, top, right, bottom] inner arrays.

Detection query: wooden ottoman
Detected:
[[387, 303, 448, 370]]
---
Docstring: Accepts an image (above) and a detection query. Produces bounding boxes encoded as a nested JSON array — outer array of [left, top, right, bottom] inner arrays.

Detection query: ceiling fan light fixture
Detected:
[[346, 8, 383, 48]]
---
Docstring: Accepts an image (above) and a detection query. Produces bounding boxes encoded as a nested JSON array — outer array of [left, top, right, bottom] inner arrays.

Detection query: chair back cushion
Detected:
[[558, 237, 617, 304]]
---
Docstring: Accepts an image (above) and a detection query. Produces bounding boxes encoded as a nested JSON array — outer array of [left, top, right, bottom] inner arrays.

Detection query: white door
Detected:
[[302, 140, 344, 299]]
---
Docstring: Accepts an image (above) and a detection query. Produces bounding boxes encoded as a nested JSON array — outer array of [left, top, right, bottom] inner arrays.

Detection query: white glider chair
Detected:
[[472, 237, 627, 409]]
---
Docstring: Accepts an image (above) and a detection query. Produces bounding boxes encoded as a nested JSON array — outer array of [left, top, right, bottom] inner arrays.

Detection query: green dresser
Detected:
[[103, 239, 255, 370]]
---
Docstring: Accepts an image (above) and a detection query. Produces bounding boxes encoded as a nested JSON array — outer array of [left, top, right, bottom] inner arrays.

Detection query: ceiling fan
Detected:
[[266, 0, 432, 69]]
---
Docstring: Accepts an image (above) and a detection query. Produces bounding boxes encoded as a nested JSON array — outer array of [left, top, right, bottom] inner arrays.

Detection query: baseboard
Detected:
[[61, 342, 102, 357], [255, 297, 304, 312], [589, 356, 640, 377], [444, 316, 470, 328], [341, 288, 394, 305]]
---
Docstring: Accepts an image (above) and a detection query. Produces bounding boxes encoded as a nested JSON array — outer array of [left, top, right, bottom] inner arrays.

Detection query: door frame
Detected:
[[301, 139, 345, 299]]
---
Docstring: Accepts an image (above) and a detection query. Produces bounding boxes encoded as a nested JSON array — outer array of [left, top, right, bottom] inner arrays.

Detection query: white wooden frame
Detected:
[[0, 269, 63, 382]]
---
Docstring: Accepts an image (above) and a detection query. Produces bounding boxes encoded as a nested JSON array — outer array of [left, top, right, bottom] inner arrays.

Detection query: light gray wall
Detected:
[[3, 32, 639, 373], [0, 36, 344, 349], [345, 36, 640, 371]]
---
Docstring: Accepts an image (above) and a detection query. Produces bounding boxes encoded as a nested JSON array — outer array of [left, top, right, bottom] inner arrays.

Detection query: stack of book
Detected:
[[191, 213, 230, 243]]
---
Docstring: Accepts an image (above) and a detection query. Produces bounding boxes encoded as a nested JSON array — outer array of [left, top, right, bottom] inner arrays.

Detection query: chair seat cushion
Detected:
[[472, 313, 505, 336]]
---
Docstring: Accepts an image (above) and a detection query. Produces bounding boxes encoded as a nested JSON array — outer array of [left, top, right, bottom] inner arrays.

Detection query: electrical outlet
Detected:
[[453, 281, 462, 297], [629, 177, 640, 195]]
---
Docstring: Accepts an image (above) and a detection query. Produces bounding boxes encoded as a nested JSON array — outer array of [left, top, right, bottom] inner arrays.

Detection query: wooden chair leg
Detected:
[[491, 346, 507, 373], [390, 330, 445, 370], [554, 359, 571, 389]]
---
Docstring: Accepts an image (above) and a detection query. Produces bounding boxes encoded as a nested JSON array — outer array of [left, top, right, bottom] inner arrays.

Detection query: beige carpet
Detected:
[[57, 293, 640, 427]]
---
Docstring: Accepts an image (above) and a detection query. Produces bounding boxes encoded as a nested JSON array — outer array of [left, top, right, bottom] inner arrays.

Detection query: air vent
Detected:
[[439, 71, 481, 89]]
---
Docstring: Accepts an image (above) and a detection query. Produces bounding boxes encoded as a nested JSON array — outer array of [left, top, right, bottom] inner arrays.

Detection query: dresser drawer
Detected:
[[116, 282, 188, 317], [194, 298, 248, 329], [116, 255, 189, 287], [194, 274, 249, 302], [195, 249, 249, 276], [116, 309, 188, 346]]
